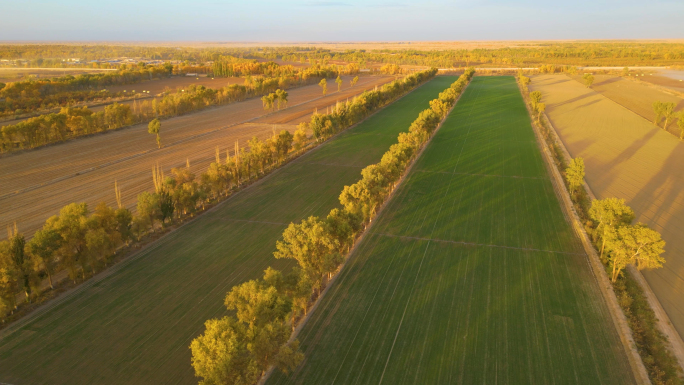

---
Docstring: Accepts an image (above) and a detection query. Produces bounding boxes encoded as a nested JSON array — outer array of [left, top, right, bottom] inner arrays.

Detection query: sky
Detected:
[[1, 0, 683, 42]]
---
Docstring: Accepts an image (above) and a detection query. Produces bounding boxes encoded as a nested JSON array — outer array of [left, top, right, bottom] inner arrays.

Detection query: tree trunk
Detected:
[[600, 234, 607, 261], [47, 269, 53, 290]]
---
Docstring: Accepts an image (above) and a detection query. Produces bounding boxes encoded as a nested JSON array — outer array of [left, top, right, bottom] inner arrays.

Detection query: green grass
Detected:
[[268, 76, 636, 385], [0, 76, 459, 385]]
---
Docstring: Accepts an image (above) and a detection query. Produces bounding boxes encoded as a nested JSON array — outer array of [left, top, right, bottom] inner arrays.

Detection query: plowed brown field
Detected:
[[530, 74, 684, 341], [0, 75, 394, 236]]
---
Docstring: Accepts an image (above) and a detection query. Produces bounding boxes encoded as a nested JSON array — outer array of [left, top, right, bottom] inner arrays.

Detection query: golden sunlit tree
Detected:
[[148, 118, 161, 148], [319, 79, 327, 95]]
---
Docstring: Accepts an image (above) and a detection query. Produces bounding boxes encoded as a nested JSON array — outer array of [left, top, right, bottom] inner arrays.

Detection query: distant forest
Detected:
[[1, 42, 684, 68]]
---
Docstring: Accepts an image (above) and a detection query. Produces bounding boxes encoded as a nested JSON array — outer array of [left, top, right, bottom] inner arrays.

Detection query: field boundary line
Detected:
[[222, 218, 288, 226], [372, 232, 585, 256], [538, 101, 684, 373], [258, 76, 470, 385], [414, 169, 550, 180], [0, 76, 390, 201], [0, 75, 436, 342], [520, 79, 651, 385]]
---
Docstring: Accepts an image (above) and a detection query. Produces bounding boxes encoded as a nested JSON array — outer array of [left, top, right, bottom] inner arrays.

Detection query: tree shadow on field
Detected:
[[565, 137, 595, 158], [593, 77, 622, 88], [533, 76, 568, 87], [625, 142, 684, 335], [575, 99, 601, 110], [591, 128, 660, 192], [549, 91, 593, 109]]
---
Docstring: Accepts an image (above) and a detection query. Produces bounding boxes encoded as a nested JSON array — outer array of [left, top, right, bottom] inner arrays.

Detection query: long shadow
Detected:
[[591, 128, 660, 192], [593, 77, 622, 88], [566, 137, 595, 157], [534, 77, 569, 87], [575, 99, 601, 110], [549, 90, 593, 109], [625, 143, 684, 336]]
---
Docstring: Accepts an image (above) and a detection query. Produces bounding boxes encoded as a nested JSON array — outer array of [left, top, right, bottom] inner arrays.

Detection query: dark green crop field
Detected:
[[268, 76, 636, 385], [0, 76, 458, 385]]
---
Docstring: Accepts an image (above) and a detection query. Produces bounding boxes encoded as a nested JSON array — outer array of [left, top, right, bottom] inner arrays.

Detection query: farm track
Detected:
[[531, 74, 684, 353], [0, 76, 456, 385], [0, 75, 393, 237], [268, 76, 635, 385]]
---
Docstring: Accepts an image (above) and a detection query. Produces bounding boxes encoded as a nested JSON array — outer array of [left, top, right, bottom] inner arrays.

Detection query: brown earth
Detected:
[[569, 74, 684, 137], [530, 74, 684, 343], [639, 74, 684, 95], [0, 75, 394, 237]]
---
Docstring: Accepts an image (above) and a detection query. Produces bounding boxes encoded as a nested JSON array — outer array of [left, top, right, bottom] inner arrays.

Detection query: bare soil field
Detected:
[[530, 74, 684, 341], [0, 75, 394, 237], [569, 74, 684, 136], [639, 73, 684, 94]]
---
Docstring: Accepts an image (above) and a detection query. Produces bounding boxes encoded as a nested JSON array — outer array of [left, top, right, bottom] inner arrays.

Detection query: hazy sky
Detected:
[[2, 0, 683, 41]]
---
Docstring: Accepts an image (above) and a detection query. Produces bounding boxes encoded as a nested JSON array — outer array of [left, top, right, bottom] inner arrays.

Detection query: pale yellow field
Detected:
[[530, 74, 684, 340], [569, 74, 684, 136]]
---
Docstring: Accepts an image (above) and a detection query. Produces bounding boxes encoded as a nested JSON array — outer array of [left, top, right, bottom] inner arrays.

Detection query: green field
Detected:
[[0, 76, 458, 385], [268, 77, 636, 384]]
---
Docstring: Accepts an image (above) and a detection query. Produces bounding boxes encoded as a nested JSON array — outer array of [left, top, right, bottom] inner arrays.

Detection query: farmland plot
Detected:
[[569, 74, 684, 136], [0, 75, 394, 237], [531, 74, 684, 343], [268, 76, 635, 385], [0, 76, 457, 385]]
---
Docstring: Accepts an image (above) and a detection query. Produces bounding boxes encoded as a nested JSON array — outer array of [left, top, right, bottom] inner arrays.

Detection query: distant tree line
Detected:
[[265, 43, 684, 67], [0, 71, 335, 152], [189, 68, 474, 384], [0, 64, 173, 117], [3, 42, 684, 73], [0, 69, 439, 326]]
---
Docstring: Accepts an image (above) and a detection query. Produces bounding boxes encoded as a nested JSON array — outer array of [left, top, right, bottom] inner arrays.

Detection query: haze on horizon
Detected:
[[2, 0, 683, 42]]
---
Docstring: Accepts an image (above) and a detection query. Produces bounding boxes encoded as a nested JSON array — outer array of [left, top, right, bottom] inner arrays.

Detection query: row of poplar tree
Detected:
[[0, 70, 336, 152], [0, 64, 173, 117], [188, 68, 476, 384], [0, 68, 439, 322]]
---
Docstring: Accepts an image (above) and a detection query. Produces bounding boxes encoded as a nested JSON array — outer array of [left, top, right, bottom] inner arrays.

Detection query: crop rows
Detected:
[[268, 76, 635, 385], [0, 76, 457, 385]]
